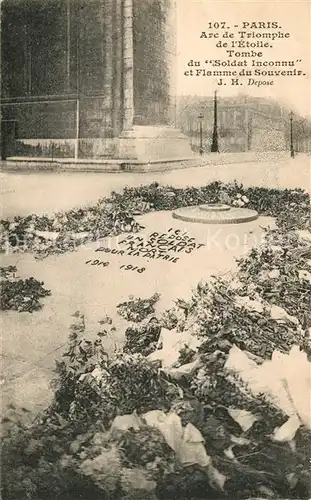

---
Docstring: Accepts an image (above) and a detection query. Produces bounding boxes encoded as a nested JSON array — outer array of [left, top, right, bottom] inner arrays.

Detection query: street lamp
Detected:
[[198, 110, 204, 155], [290, 111, 295, 158], [211, 90, 219, 153]]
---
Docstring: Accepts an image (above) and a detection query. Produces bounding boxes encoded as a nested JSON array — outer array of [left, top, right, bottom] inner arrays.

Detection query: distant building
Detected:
[[177, 95, 292, 153], [1, 0, 192, 163], [288, 116, 311, 153]]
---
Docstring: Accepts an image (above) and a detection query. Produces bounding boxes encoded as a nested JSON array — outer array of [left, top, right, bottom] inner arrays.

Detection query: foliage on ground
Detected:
[[117, 293, 161, 323], [0, 266, 51, 312], [1, 181, 309, 257], [1, 184, 311, 499]]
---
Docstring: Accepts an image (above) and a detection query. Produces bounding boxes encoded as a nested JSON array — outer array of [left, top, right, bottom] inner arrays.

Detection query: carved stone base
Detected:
[[116, 125, 195, 162]]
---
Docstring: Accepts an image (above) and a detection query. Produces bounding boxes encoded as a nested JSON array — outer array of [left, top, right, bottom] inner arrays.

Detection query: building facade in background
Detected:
[[1, 0, 192, 162], [177, 95, 311, 153]]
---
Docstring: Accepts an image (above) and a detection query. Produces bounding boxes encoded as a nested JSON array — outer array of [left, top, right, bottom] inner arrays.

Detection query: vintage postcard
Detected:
[[1, 0, 310, 498]]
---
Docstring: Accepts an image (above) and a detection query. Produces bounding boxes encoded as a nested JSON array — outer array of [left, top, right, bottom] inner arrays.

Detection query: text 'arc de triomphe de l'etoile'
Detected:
[[1, 0, 194, 165]]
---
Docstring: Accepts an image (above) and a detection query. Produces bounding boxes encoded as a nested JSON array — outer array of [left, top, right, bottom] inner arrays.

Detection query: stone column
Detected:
[[122, 0, 134, 131], [166, 0, 177, 125], [117, 0, 195, 164], [102, 0, 114, 135], [112, 0, 123, 136], [66, 0, 71, 91]]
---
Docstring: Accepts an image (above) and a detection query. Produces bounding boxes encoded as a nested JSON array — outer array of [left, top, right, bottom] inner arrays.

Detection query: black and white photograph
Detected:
[[0, 0, 310, 499]]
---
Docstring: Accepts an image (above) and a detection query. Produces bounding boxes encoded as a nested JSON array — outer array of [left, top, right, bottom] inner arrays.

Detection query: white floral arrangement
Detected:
[[232, 193, 250, 207], [219, 189, 249, 208]]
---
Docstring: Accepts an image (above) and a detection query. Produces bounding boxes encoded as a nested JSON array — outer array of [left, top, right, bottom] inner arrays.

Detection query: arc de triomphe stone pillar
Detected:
[[116, 0, 194, 164], [1, 0, 196, 167]]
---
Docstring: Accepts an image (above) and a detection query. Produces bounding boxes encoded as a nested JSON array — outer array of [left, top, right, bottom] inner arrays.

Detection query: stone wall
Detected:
[[2, 0, 70, 97], [1, 101, 77, 140], [1, 0, 182, 160], [132, 0, 173, 126], [1, 0, 120, 144], [8, 137, 119, 159]]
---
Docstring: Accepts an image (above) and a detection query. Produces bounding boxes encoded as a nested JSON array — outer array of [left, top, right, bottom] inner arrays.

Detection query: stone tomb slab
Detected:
[[172, 204, 259, 224], [1, 211, 275, 411]]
